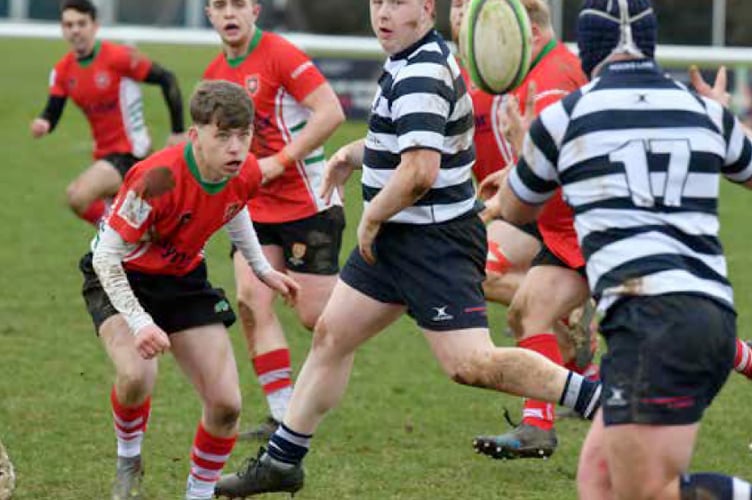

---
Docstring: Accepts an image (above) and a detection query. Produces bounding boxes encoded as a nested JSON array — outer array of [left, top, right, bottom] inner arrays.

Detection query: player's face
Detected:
[[61, 9, 98, 57], [206, 0, 261, 48], [191, 123, 253, 180], [370, 0, 434, 55], [449, 0, 468, 43]]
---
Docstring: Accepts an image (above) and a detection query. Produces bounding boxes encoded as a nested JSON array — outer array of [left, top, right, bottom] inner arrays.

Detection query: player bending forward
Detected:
[[80, 80, 298, 500]]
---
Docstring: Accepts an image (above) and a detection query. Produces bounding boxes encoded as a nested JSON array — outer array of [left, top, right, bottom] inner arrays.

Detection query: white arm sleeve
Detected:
[[225, 207, 273, 277], [91, 224, 155, 334]]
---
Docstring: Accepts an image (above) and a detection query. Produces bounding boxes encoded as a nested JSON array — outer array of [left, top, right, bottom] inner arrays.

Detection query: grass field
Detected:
[[1, 38, 751, 499]]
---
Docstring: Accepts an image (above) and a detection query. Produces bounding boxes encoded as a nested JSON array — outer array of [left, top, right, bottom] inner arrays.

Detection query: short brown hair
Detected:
[[521, 0, 552, 28], [190, 80, 255, 130], [60, 0, 97, 20]]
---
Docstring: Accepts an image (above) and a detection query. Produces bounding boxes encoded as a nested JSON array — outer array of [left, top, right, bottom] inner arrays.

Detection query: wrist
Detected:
[[275, 149, 297, 170], [128, 314, 155, 336]]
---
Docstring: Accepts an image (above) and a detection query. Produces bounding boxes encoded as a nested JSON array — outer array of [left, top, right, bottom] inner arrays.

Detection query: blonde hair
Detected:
[[521, 0, 552, 29]]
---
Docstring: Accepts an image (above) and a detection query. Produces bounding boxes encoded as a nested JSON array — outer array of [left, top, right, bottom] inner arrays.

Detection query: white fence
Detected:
[[3, 20, 752, 107]]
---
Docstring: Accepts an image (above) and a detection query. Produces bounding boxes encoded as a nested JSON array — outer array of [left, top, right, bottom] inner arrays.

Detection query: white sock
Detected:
[[267, 386, 293, 422]]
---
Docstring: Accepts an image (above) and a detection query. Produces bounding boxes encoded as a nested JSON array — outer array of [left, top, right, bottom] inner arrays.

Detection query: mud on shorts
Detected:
[[102, 153, 141, 179], [231, 206, 345, 275], [340, 212, 488, 331], [79, 252, 236, 335], [599, 294, 736, 426]]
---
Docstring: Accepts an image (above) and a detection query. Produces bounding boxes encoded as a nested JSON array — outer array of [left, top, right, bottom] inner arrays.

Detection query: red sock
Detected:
[[519, 334, 563, 430], [486, 240, 512, 274], [734, 338, 752, 380], [81, 199, 106, 225], [187, 423, 237, 497], [253, 348, 292, 395], [111, 386, 151, 458]]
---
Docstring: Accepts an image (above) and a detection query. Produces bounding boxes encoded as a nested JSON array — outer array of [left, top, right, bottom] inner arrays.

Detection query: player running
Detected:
[[31, 0, 186, 226], [203, 0, 346, 439], [80, 80, 298, 500]]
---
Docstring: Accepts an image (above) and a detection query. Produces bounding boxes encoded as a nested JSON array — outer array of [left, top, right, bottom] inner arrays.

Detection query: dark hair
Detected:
[[190, 80, 255, 130], [60, 0, 97, 20]]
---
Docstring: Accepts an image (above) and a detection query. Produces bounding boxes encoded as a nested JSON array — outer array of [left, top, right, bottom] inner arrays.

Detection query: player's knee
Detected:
[[297, 307, 320, 332], [506, 304, 525, 339], [115, 372, 151, 406], [65, 182, 89, 213], [208, 400, 242, 431]]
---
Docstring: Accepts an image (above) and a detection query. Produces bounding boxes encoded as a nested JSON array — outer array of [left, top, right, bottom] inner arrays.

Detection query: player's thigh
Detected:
[[233, 245, 286, 308], [99, 314, 158, 385], [69, 159, 123, 200], [287, 270, 337, 328], [422, 327, 494, 378], [577, 410, 612, 500], [509, 264, 589, 334], [604, 423, 698, 500], [170, 323, 240, 408], [486, 219, 540, 267], [312, 278, 405, 358]]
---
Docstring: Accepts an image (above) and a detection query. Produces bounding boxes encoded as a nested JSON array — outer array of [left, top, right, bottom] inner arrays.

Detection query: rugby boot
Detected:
[[214, 447, 304, 498], [238, 416, 281, 442], [473, 423, 557, 460], [111, 455, 144, 500]]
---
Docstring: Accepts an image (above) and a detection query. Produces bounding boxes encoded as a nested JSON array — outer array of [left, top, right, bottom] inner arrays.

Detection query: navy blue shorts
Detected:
[[340, 212, 488, 331], [599, 294, 736, 426]]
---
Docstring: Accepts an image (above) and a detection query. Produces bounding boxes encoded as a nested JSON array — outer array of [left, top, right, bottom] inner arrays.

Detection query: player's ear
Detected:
[[188, 126, 199, 144], [253, 1, 262, 18]]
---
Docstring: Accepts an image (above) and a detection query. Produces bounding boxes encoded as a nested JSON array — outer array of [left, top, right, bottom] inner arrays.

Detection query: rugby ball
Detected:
[[459, 0, 533, 95]]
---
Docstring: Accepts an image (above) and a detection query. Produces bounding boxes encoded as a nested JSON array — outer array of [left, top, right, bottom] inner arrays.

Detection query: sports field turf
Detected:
[[1, 38, 751, 499]]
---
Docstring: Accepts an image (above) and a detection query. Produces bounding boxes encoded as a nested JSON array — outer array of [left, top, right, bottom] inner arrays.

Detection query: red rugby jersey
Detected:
[[106, 143, 262, 275], [515, 41, 588, 268], [49, 40, 153, 159], [204, 30, 336, 223]]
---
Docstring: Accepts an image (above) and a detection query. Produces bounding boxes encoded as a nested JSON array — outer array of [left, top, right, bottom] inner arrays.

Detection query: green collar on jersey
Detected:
[[184, 143, 229, 194], [76, 40, 101, 68], [226, 28, 263, 68], [529, 38, 557, 71]]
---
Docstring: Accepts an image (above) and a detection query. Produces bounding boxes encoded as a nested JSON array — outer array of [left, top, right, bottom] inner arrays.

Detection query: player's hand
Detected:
[[479, 193, 502, 223], [258, 269, 301, 306], [134, 324, 171, 360], [477, 170, 505, 201], [320, 145, 355, 204], [690, 65, 730, 108], [478, 168, 510, 222], [30, 118, 50, 139], [165, 132, 188, 147], [357, 214, 381, 265], [499, 81, 536, 156], [259, 155, 286, 185]]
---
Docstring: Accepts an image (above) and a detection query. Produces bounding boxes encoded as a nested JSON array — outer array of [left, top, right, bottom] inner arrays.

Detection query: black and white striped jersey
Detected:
[[363, 29, 476, 224], [509, 59, 752, 312]]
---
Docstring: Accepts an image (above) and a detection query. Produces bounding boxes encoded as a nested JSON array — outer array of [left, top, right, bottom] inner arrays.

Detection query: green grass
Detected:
[[1, 38, 752, 499]]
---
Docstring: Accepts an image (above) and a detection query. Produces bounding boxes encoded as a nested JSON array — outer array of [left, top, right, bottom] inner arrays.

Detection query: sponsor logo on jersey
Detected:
[[288, 242, 307, 267], [95, 71, 111, 89], [117, 190, 152, 228], [245, 74, 261, 96]]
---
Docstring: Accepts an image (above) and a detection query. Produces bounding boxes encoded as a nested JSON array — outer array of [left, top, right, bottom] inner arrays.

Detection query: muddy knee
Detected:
[[65, 182, 90, 214]]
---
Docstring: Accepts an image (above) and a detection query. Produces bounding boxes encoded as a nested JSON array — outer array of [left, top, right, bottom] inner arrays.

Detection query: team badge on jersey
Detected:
[[95, 71, 111, 89], [288, 242, 307, 267], [117, 190, 152, 228], [223, 202, 243, 222], [245, 74, 261, 96]]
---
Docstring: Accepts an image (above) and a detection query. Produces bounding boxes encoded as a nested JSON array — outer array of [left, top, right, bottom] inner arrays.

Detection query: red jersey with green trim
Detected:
[[204, 30, 339, 223], [516, 42, 587, 268], [458, 63, 512, 183], [104, 143, 262, 276], [49, 40, 153, 160]]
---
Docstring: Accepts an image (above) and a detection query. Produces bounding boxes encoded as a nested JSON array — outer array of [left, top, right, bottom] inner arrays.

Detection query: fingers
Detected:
[[714, 66, 727, 94], [524, 81, 537, 121], [689, 65, 711, 94], [136, 330, 170, 360], [359, 242, 376, 265], [319, 179, 333, 204]]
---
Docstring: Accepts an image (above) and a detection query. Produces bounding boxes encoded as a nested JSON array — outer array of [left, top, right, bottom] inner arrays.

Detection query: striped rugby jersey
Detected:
[[509, 59, 752, 312], [363, 29, 476, 224]]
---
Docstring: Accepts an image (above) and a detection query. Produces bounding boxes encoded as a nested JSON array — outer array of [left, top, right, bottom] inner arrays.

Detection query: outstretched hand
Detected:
[[499, 81, 536, 157], [259, 269, 300, 306], [690, 65, 730, 107]]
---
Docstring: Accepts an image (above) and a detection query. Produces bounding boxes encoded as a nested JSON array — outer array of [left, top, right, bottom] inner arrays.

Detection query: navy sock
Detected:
[[680, 473, 752, 500], [559, 372, 602, 420], [266, 423, 312, 465]]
